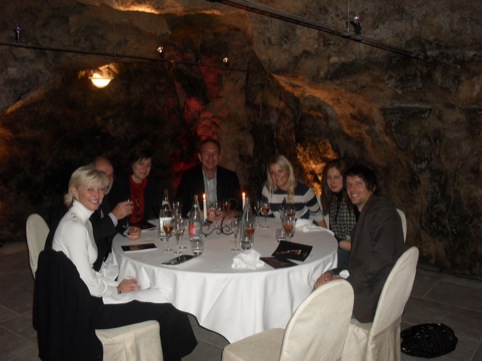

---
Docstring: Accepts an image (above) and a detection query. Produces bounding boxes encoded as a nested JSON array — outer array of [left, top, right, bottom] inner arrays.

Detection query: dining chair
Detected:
[[341, 246, 419, 361], [396, 208, 407, 242], [222, 280, 354, 361], [26, 213, 50, 278], [96, 321, 163, 361], [33, 249, 163, 361]]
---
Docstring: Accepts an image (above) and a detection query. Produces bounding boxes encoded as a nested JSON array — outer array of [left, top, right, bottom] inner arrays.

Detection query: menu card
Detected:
[[122, 243, 156, 252], [260, 256, 297, 269], [132, 220, 156, 230], [271, 241, 312, 261]]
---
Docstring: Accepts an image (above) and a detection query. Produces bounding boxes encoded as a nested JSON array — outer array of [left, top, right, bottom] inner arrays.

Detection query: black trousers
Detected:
[[93, 300, 197, 361]]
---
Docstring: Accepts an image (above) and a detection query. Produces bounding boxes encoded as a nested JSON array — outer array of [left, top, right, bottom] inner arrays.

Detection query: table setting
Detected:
[[112, 216, 338, 342]]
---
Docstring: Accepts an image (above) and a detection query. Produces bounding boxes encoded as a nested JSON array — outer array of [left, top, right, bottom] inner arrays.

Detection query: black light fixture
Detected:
[[14, 26, 21, 43], [350, 16, 361, 35]]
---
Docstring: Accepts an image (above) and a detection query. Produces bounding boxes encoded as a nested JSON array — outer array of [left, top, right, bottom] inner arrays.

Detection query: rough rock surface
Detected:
[[0, 0, 480, 274]]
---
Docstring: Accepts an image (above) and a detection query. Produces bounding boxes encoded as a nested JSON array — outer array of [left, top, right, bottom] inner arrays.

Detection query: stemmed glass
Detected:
[[253, 200, 262, 226], [231, 218, 240, 251], [172, 201, 182, 219], [163, 218, 174, 252], [261, 202, 270, 229], [282, 215, 295, 242], [243, 219, 255, 249], [222, 199, 231, 217], [173, 218, 186, 254], [208, 201, 221, 225]]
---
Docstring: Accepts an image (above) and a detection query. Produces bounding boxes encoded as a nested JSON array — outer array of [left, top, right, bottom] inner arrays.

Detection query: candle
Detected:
[[242, 192, 246, 209], [203, 193, 207, 220]]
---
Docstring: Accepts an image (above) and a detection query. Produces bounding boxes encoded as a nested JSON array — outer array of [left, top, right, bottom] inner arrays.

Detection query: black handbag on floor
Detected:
[[401, 323, 458, 358]]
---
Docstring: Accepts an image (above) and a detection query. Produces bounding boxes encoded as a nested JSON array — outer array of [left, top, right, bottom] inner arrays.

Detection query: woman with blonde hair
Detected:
[[52, 165, 197, 361], [261, 155, 326, 226]]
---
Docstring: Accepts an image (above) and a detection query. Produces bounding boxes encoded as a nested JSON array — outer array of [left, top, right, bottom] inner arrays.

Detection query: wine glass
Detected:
[[163, 218, 174, 252], [172, 201, 182, 219], [231, 218, 240, 251], [253, 200, 262, 226], [282, 215, 295, 242], [174, 218, 186, 254], [207, 201, 219, 224], [243, 219, 255, 249], [261, 202, 270, 229], [222, 199, 231, 217]]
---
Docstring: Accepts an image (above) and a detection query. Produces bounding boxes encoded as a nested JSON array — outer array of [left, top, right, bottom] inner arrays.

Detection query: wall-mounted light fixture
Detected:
[[78, 64, 118, 89], [89, 72, 113, 88]]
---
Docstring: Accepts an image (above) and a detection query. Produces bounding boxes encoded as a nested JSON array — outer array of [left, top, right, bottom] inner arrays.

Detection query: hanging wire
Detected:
[[212, 0, 444, 65]]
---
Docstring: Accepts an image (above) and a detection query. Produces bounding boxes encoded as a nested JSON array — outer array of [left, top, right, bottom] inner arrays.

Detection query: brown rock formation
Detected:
[[0, 0, 480, 274]]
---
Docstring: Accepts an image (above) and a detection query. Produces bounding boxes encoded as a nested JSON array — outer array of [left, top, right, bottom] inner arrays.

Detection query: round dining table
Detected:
[[112, 217, 338, 343]]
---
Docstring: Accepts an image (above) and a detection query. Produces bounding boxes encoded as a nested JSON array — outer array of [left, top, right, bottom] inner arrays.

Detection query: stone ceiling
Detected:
[[0, 0, 480, 274]]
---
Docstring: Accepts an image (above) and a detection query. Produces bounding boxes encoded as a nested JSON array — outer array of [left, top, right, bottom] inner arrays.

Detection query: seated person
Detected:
[[45, 156, 134, 270], [315, 165, 405, 323], [108, 145, 161, 229], [176, 138, 241, 218], [52, 165, 197, 360], [261, 155, 326, 226], [321, 159, 358, 269]]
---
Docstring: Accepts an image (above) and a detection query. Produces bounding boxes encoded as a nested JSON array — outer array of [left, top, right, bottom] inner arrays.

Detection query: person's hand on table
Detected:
[[314, 272, 341, 289], [117, 278, 140, 294], [127, 226, 141, 240]]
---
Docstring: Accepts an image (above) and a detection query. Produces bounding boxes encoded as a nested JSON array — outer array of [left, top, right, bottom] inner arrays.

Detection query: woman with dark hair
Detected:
[[52, 166, 197, 360], [321, 159, 357, 268], [109, 145, 161, 229]]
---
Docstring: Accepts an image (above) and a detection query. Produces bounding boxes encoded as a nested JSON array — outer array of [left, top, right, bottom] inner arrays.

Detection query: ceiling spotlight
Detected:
[[223, 57, 229, 66], [350, 16, 361, 35]]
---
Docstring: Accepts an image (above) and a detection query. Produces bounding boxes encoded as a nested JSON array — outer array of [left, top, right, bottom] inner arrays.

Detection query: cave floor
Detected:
[[0, 241, 480, 361]]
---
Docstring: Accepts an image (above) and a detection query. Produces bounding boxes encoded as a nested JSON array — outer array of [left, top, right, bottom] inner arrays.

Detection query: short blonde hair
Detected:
[[64, 165, 109, 207], [266, 155, 297, 201]]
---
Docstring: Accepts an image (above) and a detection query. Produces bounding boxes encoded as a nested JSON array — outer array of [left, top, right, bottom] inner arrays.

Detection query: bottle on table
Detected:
[[189, 195, 204, 255], [239, 197, 255, 250], [158, 189, 172, 241]]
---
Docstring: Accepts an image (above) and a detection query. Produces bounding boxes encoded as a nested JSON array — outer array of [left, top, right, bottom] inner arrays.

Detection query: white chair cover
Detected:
[[223, 280, 354, 361], [96, 320, 163, 361], [26, 213, 49, 277], [396, 208, 407, 242], [341, 247, 419, 361]]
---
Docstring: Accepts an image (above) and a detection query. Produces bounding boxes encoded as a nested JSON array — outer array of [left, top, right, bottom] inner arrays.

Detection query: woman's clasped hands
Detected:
[[117, 278, 141, 294]]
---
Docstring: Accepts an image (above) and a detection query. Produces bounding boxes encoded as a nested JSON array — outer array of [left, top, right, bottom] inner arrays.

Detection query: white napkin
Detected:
[[232, 249, 265, 270], [295, 219, 334, 235]]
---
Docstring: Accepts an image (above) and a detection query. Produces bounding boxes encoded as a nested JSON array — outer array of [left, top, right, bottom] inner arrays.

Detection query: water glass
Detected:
[[190, 235, 204, 256], [275, 228, 287, 242]]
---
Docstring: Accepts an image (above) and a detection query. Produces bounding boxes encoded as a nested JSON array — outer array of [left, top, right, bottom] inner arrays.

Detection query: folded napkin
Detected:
[[232, 249, 265, 270], [295, 219, 334, 235]]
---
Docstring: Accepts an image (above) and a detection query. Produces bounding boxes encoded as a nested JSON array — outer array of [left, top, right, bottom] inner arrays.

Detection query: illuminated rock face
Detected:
[[0, 1, 480, 274]]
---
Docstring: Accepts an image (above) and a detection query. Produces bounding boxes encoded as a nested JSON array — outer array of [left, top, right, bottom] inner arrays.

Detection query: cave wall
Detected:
[[0, 0, 480, 275]]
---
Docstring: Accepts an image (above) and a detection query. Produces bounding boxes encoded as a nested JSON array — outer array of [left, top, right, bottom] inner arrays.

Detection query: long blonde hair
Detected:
[[64, 165, 108, 207], [266, 155, 297, 201]]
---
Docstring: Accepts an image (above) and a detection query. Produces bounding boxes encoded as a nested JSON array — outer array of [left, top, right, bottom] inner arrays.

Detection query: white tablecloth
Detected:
[[112, 218, 337, 342]]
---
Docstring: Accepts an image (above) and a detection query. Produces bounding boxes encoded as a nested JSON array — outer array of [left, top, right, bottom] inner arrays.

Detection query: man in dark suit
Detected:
[[315, 165, 405, 323], [90, 157, 133, 270], [176, 138, 241, 218]]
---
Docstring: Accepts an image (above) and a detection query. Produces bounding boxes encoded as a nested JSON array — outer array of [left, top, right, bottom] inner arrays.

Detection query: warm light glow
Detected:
[[90, 72, 112, 88]]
